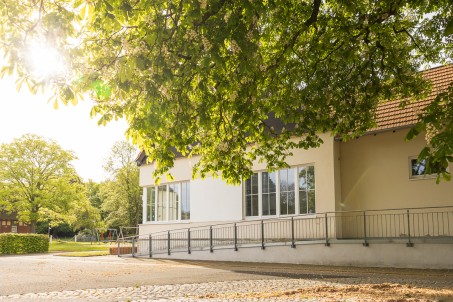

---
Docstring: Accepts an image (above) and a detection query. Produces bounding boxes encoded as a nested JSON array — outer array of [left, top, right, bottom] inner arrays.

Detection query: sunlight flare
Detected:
[[27, 43, 67, 80]]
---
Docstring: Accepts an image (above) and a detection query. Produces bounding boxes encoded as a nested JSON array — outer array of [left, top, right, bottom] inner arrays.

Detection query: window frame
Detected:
[[408, 156, 447, 180], [143, 181, 191, 224], [243, 164, 316, 219]]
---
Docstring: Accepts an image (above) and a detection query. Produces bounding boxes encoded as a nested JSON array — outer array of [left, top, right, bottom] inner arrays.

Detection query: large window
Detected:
[[299, 166, 315, 214], [244, 165, 315, 218], [279, 168, 296, 215], [245, 173, 259, 216], [262, 172, 277, 216], [145, 181, 190, 222]]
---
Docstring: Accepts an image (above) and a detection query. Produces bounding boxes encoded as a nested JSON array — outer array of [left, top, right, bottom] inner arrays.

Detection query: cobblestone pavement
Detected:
[[1, 274, 452, 302], [0, 279, 339, 301]]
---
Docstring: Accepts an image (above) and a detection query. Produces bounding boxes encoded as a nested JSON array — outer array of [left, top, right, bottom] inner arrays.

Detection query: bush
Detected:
[[36, 222, 76, 238], [0, 233, 49, 254], [75, 229, 97, 242]]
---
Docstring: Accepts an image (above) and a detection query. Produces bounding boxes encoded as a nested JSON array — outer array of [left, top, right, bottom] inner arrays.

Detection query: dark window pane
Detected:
[[262, 194, 269, 216], [308, 190, 316, 213], [280, 170, 287, 191], [168, 184, 179, 221], [411, 159, 426, 176], [288, 168, 295, 191], [280, 193, 287, 215], [307, 166, 315, 190], [151, 187, 156, 221], [299, 190, 307, 214], [299, 167, 307, 190], [270, 193, 276, 215], [269, 172, 277, 192], [252, 173, 258, 194], [288, 191, 295, 214], [246, 178, 251, 195], [146, 187, 152, 222], [246, 195, 252, 216], [157, 185, 167, 221], [252, 195, 259, 216], [288, 193, 295, 214], [262, 172, 269, 193], [181, 182, 190, 220]]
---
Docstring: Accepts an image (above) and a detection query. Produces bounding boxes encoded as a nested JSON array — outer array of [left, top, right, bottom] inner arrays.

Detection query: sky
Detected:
[[0, 76, 129, 182]]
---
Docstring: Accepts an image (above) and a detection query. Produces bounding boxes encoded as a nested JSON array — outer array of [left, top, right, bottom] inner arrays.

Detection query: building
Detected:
[[0, 212, 31, 234], [132, 64, 453, 268]]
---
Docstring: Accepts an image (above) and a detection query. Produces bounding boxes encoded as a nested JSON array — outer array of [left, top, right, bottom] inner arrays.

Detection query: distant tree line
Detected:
[[0, 134, 141, 237]]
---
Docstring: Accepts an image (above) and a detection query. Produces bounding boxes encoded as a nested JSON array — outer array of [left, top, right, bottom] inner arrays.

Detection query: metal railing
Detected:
[[117, 206, 453, 257]]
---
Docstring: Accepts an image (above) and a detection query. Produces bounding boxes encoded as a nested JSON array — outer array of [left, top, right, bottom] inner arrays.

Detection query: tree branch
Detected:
[[268, 0, 322, 71], [304, 0, 322, 27]]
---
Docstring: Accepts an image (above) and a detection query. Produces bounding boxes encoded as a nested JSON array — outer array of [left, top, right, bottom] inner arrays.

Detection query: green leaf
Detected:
[[405, 127, 419, 141], [0, 66, 12, 78], [418, 147, 431, 160], [444, 18, 453, 36]]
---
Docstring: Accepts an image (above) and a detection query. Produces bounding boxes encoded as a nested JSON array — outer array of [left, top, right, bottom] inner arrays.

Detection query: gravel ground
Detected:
[[0, 254, 452, 301]]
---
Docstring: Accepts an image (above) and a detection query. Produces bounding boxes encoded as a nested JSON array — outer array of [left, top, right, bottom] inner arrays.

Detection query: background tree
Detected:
[[0, 134, 98, 232], [1, 0, 452, 183], [101, 141, 142, 229]]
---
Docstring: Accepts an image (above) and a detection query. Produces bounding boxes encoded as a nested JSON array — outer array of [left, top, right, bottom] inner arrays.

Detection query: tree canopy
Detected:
[[0, 134, 99, 232], [1, 0, 452, 183], [101, 141, 142, 228]]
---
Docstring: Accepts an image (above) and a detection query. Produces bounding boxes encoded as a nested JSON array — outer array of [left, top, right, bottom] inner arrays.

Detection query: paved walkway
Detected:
[[0, 279, 338, 301], [0, 254, 452, 301]]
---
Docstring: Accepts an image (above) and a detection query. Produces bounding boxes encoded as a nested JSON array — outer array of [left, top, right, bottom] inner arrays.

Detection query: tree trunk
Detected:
[[30, 220, 37, 233]]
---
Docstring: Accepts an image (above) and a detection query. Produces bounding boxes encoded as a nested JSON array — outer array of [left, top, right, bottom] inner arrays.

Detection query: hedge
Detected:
[[0, 233, 49, 254]]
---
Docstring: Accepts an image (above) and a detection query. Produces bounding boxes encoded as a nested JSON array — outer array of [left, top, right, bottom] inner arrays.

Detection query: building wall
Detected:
[[340, 129, 453, 211], [137, 242, 453, 269], [0, 219, 31, 234], [139, 132, 340, 234]]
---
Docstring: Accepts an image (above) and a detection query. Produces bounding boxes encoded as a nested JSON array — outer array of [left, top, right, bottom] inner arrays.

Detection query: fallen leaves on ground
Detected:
[[196, 283, 453, 301]]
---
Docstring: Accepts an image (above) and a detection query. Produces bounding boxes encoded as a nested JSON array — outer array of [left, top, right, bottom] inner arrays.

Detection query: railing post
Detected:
[[406, 209, 414, 247], [261, 220, 265, 250], [167, 231, 171, 255], [291, 217, 296, 248], [131, 237, 135, 257], [188, 228, 191, 254], [149, 234, 152, 258], [117, 238, 120, 257], [209, 226, 213, 253], [363, 211, 369, 247], [234, 223, 238, 251], [324, 213, 330, 246]]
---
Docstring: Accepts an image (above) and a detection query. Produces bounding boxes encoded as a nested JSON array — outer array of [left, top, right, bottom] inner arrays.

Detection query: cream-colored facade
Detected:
[[135, 127, 453, 268], [138, 129, 453, 235], [340, 129, 452, 211]]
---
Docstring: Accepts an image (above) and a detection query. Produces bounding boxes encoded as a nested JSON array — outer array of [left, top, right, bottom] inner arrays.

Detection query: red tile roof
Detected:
[[373, 64, 453, 132]]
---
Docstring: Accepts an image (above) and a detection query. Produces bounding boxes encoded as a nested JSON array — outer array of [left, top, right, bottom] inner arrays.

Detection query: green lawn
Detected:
[[49, 240, 112, 253], [54, 250, 111, 257]]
